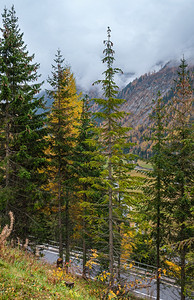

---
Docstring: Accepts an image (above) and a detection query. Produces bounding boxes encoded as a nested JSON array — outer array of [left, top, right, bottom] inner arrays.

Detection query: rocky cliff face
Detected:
[[118, 62, 179, 128]]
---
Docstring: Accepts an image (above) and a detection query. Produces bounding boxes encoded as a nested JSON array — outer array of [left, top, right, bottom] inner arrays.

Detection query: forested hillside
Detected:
[[119, 63, 194, 158], [0, 6, 193, 300]]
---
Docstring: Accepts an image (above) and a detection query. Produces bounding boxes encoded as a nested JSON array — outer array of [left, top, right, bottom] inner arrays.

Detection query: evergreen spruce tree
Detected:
[[73, 95, 104, 277], [144, 91, 168, 300], [0, 6, 48, 240], [92, 27, 137, 284], [164, 58, 193, 300]]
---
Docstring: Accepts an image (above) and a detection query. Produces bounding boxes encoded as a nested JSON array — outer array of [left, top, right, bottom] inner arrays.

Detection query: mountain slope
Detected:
[[118, 62, 179, 127], [117, 61, 194, 157]]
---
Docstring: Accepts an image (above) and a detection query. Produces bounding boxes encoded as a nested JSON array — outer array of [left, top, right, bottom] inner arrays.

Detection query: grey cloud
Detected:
[[1, 0, 194, 90]]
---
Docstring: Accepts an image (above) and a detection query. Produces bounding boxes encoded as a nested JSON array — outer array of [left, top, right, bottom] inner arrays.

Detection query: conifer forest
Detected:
[[0, 6, 193, 300]]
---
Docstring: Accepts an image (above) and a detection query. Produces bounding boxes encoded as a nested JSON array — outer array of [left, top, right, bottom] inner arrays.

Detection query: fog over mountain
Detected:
[[1, 0, 194, 90]]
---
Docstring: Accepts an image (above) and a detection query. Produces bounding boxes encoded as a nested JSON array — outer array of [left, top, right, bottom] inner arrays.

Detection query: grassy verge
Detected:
[[0, 245, 102, 300], [0, 245, 141, 299], [137, 160, 152, 170]]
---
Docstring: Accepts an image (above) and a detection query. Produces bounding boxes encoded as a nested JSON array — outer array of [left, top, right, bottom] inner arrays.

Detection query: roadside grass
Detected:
[[137, 160, 152, 170], [0, 245, 101, 300], [0, 245, 141, 299]]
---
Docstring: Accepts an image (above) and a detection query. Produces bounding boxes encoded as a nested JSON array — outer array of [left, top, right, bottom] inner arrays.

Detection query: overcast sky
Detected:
[[0, 0, 194, 90]]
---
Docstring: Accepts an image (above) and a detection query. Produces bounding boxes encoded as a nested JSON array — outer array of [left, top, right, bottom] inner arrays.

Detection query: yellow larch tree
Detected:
[[46, 50, 82, 263]]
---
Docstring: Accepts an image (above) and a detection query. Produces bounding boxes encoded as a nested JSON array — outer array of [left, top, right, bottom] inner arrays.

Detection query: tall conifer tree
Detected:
[[144, 91, 168, 300], [164, 58, 193, 300], [0, 6, 47, 239], [47, 50, 81, 261], [73, 95, 104, 277], [92, 27, 136, 284]]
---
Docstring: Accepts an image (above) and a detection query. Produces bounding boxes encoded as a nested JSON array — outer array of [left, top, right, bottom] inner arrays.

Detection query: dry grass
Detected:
[[0, 211, 14, 249]]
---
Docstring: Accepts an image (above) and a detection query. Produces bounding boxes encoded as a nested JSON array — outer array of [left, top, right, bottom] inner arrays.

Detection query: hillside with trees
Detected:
[[0, 6, 193, 300], [118, 62, 194, 159]]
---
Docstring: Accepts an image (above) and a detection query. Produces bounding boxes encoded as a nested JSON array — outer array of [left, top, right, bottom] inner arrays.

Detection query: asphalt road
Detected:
[[41, 247, 190, 300]]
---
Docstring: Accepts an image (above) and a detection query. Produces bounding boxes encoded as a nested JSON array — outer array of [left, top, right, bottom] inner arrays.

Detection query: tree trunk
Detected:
[[117, 237, 121, 280], [156, 172, 161, 300], [5, 101, 10, 211], [58, 169, 63, 260], [65, 192, 70, 272], [5, 125, 9, 186], [156, 214, 160, 300], [117, 190, 121, 280], [108, 109, 113, 285], [180, 243, 186, 300], [83, 231, 87, 277], [83, 205, 87, 278], [180, 180, 186, 300], [109, 160, 114, 285], [109, 186, 113, 285]]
